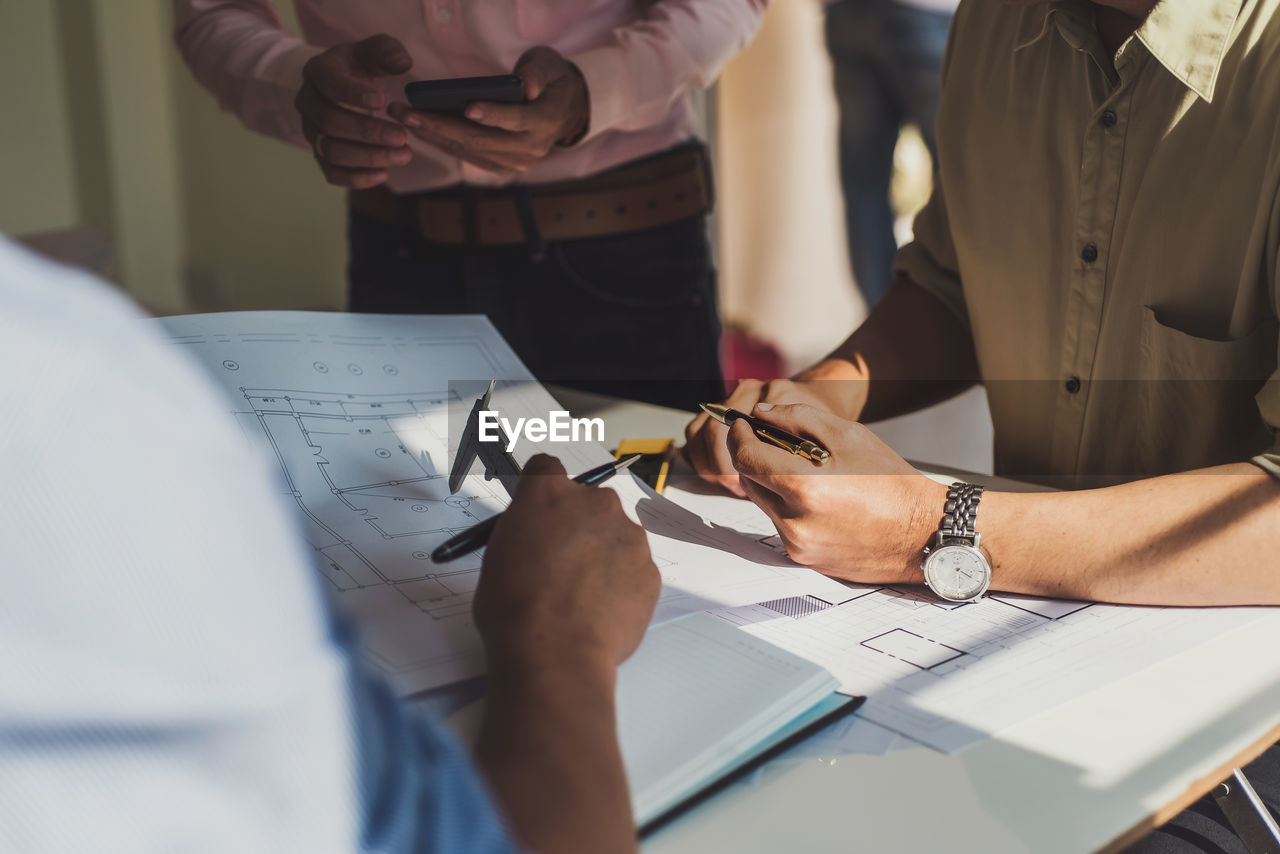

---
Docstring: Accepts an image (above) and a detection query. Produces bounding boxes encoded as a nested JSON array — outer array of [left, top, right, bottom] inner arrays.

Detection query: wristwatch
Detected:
[[922, 482, 992, 602]]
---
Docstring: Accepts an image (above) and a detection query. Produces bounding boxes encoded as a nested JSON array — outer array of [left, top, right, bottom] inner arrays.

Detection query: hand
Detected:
[[474, 455, 660, 673], [726, 403, 946, 584], [295, 34, 414, 189], [683, 361, 865, 498], [388, 47, 589, 174]]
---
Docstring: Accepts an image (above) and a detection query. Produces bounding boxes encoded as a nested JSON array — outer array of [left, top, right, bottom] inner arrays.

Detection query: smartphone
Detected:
[[404, 74, 526, 116]]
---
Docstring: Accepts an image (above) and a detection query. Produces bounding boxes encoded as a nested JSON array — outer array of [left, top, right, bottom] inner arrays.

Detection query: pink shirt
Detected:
[[174, 0, 766, 192]]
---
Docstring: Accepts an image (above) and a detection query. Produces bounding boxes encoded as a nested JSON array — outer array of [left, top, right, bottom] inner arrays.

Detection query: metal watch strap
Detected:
[[940, 482, 984, 541]]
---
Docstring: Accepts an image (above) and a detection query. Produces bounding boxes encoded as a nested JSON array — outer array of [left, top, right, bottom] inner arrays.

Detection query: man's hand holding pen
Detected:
[[723, 403, 946, 585]]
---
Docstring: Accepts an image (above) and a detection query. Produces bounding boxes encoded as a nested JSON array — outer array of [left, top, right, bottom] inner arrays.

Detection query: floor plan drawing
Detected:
[[159, 312, 602, 693], [709, 585, 1267, 752], [158, 311, 859, 695]]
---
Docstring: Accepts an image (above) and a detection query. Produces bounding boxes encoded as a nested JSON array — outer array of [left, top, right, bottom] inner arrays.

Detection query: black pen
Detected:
[[430, 454, 642, 563], [699, 403, 831, 464]]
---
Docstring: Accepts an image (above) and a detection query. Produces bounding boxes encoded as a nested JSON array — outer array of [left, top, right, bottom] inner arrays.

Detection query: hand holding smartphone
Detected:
[[404, 74, 527, 117]]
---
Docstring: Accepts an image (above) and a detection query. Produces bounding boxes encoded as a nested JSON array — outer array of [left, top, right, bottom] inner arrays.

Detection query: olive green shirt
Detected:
[[895, 0, 1280, 485]]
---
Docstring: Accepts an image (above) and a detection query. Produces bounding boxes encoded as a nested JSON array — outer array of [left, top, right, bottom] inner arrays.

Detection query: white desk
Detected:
[[550, 387, 1280, 854]]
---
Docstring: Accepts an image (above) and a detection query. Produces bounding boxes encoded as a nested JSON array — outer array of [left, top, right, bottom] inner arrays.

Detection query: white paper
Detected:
[[652, 480, 1274, 753], [616, 613, 837, 824], [158, 312, 857, 694], [707, 585, 1270, 752]]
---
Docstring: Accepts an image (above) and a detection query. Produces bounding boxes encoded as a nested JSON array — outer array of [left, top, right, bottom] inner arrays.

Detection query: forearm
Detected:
[[477, 653, 635, 854], [800, 275, 979, 422], [980, 464, 1280, 605], [174, 0, 319, 146]]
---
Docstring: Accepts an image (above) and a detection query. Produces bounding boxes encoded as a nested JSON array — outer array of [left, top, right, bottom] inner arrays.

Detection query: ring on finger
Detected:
[[313, 132, 328, 160]]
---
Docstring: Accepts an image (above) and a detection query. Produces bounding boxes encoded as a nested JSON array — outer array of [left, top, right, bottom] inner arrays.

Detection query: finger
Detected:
[[317, 137, 412, 170], [298, 86, 408, 147], [726, 419, 810, 493], [683, 411, 710, 444], [737, 473, 790, 522], [464, 101, 542, 133], [407, 123, 527, 172], [514, 47, 567, 100], [306, 55, 388, 113], [351, 34, 414, 78], [316, 163, 390, 189], [412, 111, 531, 153], [521, 453, 569, 479], [684, 417, 745, 496], [751, 402, 846, 445]]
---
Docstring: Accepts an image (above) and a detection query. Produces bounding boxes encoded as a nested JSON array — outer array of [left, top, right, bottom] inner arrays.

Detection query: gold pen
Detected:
[[699, 403, 831, 464]]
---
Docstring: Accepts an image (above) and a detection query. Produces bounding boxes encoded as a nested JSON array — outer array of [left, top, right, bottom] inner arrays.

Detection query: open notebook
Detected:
[[618, 613, 862, 834]]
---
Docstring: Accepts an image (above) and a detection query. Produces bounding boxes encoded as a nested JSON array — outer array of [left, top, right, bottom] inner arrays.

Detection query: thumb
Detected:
[[520, 453, 569, 480], [514, 47, 565, 100], [352, 34, 413, 76]]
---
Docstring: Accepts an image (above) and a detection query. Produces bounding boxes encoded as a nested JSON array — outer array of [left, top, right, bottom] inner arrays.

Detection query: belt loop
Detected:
[[461, 188, 479, 248], [513, 187, 547, 263]]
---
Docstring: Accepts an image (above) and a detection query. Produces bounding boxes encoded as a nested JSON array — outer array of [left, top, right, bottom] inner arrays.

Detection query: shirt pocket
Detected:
[[1142, 305, 1276, 383]]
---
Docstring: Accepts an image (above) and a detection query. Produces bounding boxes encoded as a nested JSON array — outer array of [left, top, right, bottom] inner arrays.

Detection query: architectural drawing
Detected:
[[159, 312, 857, 695]]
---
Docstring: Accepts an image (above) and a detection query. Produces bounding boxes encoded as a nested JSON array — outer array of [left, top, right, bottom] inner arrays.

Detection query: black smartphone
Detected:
[[404, 74, 526, 117]]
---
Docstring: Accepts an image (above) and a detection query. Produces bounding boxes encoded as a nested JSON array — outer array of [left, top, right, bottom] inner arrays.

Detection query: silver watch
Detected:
[[922, 482, 991, 602]]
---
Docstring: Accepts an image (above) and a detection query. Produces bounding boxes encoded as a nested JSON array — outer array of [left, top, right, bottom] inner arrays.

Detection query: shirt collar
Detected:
[[1014, 0, 1244, 102], [1137, 0, 1242, 101]]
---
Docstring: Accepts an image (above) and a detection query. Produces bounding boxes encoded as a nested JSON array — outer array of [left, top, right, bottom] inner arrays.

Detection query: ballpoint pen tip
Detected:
[[616, 453, 643, 470]]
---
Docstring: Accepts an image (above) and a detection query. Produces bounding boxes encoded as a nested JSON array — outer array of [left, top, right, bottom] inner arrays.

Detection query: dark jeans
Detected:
[[347, 210, 724, 412], [826, 0, 951, 309], [1126, 743, 1280, 854]]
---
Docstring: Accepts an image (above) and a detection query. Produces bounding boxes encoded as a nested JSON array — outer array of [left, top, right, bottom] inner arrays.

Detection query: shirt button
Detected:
[[435, 6, 453, 23], [1100, 109, 1117, 128], [1081, 242, 1098, 263], [1065, 375, 1082, 394]]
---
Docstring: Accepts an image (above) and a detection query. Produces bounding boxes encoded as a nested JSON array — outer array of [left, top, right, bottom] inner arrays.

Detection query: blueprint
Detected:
[[664, 480, 1272, 753], [158, 312, 857, 695]]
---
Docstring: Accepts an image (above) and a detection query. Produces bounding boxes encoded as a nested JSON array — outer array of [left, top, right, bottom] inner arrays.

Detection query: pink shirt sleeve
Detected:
[[173, 0, 322, 148], [567, 0, 769, 143]]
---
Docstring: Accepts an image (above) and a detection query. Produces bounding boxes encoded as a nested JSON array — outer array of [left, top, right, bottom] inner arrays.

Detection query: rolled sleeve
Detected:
[[889, 7, 968, 329], [893, 179, 971, 330], [173, 0, 322, 148], [567, 0, 767, 143]]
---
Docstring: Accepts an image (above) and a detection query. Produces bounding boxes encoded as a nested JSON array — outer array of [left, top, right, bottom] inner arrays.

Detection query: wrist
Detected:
[[901, 478, 949, 583], [556, 62, 590, 147], [793, 358, 868, 421], [485, 628, 617, 689]]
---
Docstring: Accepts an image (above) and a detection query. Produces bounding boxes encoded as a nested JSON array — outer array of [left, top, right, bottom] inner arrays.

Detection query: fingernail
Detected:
[[466, 106, 483, 121], [755, 402, 775, 411], [403, 114, 422, 128], [385, 130, 406, 146]]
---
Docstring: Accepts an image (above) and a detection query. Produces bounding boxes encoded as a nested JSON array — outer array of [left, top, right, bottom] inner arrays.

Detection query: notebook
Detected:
[[616, 613, 862, 834]]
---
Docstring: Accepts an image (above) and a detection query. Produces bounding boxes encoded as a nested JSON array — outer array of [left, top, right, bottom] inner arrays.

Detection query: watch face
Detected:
[[924, 544, 991, 602]]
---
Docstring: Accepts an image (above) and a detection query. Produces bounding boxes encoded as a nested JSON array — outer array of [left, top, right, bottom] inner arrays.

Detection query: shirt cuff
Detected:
[[564, 45, 633, 144], [258, 40, 324, 149]]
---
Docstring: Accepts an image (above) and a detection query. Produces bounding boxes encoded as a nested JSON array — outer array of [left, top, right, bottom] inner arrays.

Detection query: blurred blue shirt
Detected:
[[0, 239, 521, 854]]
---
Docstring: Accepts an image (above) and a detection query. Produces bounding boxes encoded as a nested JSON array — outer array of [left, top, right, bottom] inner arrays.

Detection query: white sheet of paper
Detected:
[[616, 613, 838, 824], [658, 483, 1275, 753], [157, 312, 858, 694]]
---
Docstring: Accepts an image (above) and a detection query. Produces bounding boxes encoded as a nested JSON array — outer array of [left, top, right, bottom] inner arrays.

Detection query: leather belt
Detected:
[[349, 142, 713, 248]]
